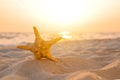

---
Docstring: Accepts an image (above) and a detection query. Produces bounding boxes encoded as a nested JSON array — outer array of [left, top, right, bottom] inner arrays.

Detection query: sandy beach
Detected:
[[0, 38, 120, 80]]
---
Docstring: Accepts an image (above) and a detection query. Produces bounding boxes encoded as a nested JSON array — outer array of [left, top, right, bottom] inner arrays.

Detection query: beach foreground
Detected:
[[0, 39, 120, 80]]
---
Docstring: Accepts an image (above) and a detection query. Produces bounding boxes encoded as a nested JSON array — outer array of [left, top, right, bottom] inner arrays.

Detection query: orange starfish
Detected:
[[17, 26, 63, 62]]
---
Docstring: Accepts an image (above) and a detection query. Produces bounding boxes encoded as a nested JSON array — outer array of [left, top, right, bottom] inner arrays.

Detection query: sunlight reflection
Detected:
[[58, 31, 72, 39]]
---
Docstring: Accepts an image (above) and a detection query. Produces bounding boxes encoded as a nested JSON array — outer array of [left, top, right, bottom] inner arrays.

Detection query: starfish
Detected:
[[17, 26, 63, 62]]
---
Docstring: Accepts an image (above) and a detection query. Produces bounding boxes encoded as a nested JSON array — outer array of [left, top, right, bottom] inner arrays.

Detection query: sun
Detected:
[[27, 0, 95, 26], [22, 0, 105, 29], [40, 0, 87, 25]]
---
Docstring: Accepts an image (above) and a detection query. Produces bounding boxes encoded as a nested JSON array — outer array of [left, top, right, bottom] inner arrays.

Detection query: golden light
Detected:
[[9, 0, 110, 32], [42, 0, 82, 24], [25, 0, 105, 26], [58, 31, 72, 39], [40, 0, 89, 26]]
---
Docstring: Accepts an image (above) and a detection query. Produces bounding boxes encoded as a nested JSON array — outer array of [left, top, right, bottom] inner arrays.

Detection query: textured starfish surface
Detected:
[[17, 26, 63, 62]]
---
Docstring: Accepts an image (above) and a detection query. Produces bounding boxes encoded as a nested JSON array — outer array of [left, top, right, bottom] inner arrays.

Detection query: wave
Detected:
[[0, 32, 120, 46]]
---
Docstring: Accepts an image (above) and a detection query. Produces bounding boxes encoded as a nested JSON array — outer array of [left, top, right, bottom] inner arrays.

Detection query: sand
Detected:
[[0, 39, 120, 80]]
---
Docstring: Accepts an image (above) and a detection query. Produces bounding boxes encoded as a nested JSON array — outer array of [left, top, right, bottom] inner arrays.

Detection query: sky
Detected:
[[0, 0, 120, 32]]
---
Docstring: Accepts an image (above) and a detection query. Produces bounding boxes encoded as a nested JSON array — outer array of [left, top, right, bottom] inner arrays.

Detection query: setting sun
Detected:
[[40, 0, 84, 25], [31, 0, 107, 26]]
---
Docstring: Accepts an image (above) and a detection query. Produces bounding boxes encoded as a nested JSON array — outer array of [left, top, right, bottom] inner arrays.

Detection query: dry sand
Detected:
[[0, 40, 120, 80]]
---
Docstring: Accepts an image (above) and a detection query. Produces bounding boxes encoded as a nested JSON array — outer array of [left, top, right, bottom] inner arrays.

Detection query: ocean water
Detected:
[[0, 32, 120, 46]]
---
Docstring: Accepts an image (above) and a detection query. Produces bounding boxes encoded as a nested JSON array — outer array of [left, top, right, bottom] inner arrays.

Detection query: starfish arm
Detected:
[[33, 26, 44, 46], [48, 37, 63, 45], [46, 53, 57, 62], [17, 45, 31, 51], [33, 26, 43, 40]]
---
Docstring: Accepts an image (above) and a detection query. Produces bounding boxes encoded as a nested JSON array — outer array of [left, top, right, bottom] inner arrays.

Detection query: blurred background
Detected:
[[0, 0, 120, 32]]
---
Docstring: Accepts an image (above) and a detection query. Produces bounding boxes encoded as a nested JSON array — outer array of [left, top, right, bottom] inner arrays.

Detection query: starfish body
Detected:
[[17, 27, 62, 62]]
